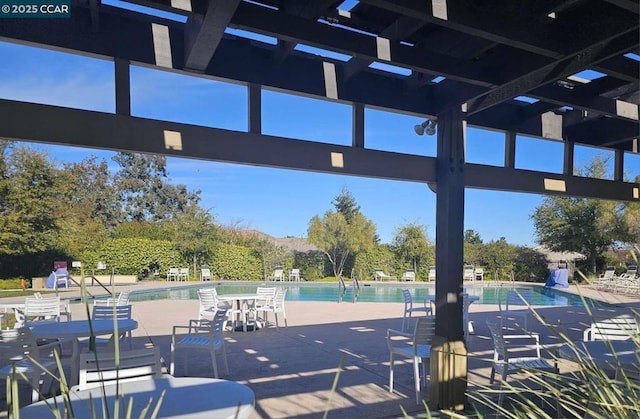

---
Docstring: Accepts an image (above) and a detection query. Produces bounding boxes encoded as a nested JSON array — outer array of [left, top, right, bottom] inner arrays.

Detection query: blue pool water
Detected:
[[128, 282, 607, 307]]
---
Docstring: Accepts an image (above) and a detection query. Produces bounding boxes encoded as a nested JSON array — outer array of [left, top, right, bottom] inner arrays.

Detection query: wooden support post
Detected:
[[430, 108, 467, 410]]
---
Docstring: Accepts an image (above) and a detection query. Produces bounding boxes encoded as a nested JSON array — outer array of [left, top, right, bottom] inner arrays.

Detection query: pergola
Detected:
[[0, 0, 638, 410]]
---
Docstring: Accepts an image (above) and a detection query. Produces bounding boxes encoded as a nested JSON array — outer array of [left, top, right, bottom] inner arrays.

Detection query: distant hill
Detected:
[[238, 229, 319, 253]]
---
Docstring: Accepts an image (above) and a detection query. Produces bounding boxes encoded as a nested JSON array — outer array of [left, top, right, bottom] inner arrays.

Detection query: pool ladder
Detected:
[[337, 269, 360, 303]]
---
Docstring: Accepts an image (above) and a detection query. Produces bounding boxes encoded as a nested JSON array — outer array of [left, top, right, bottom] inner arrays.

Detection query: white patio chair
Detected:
[[401, 269, 416, 282], [288, 268, 301, 281], [387, 316, 436, 404], [200, 265, 212, 281], [93, 290, 131, 306], [269, 266, 285, 281], [401, 289, 431, 332], [0, 328, 64, 402], [463, 265, 475, 281], [486, 321, 557, 406], [80, 304, 133, 350], [262, 287, 288, 329], [593, 266, 616, 290], [74, 346, 162, 391], [178, 268, 189, 281], [197, 288, 231, 324], [498, 289, 532, 331], [167, 268, 179, 281], [23, 296, 61, 326], [583, 315, 639, 341], [170, 308, 229, 378], [474, 268, 484, 281], [252, 287, 277, 325]]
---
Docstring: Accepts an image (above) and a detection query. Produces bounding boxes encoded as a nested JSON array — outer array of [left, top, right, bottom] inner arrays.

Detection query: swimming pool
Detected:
[[128, 282, 607, 307]]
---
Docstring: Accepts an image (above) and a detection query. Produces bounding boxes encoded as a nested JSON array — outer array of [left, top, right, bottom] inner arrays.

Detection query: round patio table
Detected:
[[217, 293, 260, 332], [19, 376, 255, 418]]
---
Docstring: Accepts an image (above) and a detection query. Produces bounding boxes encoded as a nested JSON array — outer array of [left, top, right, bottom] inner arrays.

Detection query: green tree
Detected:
[[531, 157, 622, 274], [113, 152, 201, 221], [393, 223, 433, 274], [308, 211, 376, 278], [332, 186, 360, 223], [0, 145, 61, 255], [62, 156, 122, 230], [171, 204, 218, 278]]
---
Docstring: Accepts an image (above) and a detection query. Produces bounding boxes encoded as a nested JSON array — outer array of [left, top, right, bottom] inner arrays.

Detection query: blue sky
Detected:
[[2, 27, 638, 247]]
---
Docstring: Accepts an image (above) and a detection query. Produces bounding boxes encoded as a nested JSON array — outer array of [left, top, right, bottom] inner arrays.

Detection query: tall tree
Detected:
[[332, 187, 360, 223], [112, 152, 201, 221], [308, 211, 376, 278], [393, 223, 433, 272], [62, 156, 122, 230], [171, 204, 218, 277], [531, 157, 622, 273], [0, 145, 61, 255]]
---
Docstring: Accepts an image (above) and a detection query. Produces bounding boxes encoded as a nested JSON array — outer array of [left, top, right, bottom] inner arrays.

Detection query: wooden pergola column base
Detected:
[[429, 336, 468, 410]]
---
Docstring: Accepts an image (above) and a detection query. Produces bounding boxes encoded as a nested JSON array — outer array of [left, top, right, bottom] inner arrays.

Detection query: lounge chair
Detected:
[[583, 315, 639, 341], [288, 268, 301, 281], [374, 269, 396, 281], [200, 265, 212, 281], [269, 266, 285, 281], [463, 265, 475, 281], [401, 269, 416, 282], [428, 266, 436, 282], [167, 268, 179, 281]]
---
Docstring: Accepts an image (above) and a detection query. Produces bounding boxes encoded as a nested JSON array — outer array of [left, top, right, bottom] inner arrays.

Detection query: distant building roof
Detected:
[[238, 229, 318, 252], [534, 246, 585, 263]]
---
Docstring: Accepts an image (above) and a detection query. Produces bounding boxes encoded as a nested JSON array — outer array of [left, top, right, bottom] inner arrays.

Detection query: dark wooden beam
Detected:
[[0, 99, 435, 183], [184, 0, 241, 72]]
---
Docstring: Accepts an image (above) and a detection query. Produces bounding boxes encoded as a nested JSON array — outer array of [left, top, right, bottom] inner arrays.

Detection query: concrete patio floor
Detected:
[[1, 281, 638, 418]]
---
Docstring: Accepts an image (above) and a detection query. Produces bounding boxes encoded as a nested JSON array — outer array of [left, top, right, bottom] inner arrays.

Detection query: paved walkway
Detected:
[[1, 281, 638, 417]]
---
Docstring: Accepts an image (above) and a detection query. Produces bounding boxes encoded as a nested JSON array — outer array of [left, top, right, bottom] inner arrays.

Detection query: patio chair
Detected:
[[592, 266, 616, 290], [583, 315, 639, 341], [178, 267, 189, 281], [93, 290, 131, 306], [253, 287, 277, 325], [401, 289, 432, 332], [374, 269, 396, 281], [387, 316, 436, 404], [170, 308, 229, 378], [498, 289, 532, 331], [401, 269, 416, 282], [486, 321, 557, 406], [197, 288, 231, 324], [74, 346, 162, 391], [80, 304, 133, 350], [428, 266, 436, 282], [269, 266, 285, 281], [288, 268, 301, 281], [167, 267, 179, 281], [474, 268, 484, 281], [262, 287, 288, 329], [23, 296, 61, 326], [200, 265, 212, 281], [463, 265, 475, 281], [0, 327, 64, 402]]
